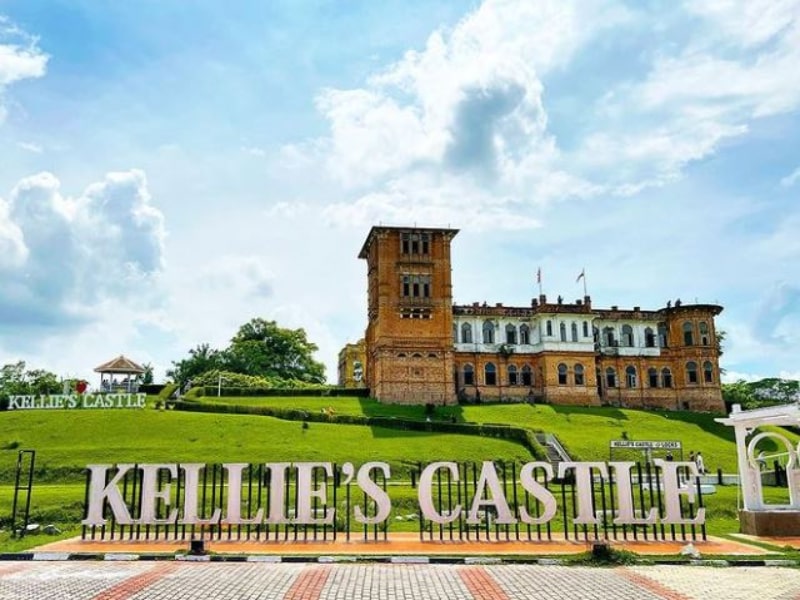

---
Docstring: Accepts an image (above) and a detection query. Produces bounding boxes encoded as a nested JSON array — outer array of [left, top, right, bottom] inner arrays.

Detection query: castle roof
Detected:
[[358, 225, 459, 259]]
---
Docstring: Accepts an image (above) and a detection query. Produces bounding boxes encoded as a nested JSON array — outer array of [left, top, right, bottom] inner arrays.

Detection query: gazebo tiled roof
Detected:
[[94, 355, 145, 374]]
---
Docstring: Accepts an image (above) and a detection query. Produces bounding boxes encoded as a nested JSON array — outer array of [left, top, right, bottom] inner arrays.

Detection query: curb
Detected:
[[0, 553, 797, 567]]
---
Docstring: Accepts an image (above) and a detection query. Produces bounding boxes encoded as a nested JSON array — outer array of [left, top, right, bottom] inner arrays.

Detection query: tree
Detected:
[[167, 343, 225, 386], [141, 363, 154, 385], [0, 361, 62, 402], [226, 318, 326, 383]]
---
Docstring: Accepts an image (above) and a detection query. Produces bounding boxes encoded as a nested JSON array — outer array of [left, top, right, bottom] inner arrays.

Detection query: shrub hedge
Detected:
[[174, 400, 546, 460], [190, 386, 370, 398]]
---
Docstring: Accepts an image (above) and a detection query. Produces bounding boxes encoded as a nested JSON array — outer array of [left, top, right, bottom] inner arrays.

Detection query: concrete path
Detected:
[[1, 562, 799, 600]]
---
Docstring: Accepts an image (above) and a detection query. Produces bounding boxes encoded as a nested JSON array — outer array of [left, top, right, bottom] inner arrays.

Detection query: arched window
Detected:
[[452, 323, 458, 343], [699, 322, 710, 345], [625, 365, 637, 388], [648, 367, 658, 387], [686, 361, 698, 384], [461, 322, 473, 344], [463, 364, 474, 386], [546, 320, 553, 336], [482, 320, 495, 344], [519, 324, 530, 345], [508, 365, 518, 385], [521, 364, 533, 386], [683, 321, 694, 346], [603, 326, 616, 347], [582, 321, 589, 338], [574, 364, 585, 386], [560, 322, 567, 342], [662, 368, 673, 388], [622, 325, 634, 347], [558, 363, 568, 385], [703, 361, 714, 383], [571, 322, 579, 342], [644, 327, 656, 348], [484, 362, 497, 386], [606, 367, 617, 388], [505, 324, 517, 344]]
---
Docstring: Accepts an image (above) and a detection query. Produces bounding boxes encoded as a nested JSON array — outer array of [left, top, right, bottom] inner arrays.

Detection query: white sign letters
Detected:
[[82, 460, 705, 528]]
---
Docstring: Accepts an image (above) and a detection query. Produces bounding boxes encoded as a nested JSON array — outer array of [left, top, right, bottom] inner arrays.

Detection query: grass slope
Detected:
[[196, 396, 799, 473], [0, 408, 531, 482]]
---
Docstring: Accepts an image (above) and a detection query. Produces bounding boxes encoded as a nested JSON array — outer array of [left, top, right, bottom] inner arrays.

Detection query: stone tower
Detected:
[[358, 226, 459, 404]]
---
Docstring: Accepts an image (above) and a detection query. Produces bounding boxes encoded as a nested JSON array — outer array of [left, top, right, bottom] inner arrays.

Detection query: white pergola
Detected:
[[716, 403, 800, 511]]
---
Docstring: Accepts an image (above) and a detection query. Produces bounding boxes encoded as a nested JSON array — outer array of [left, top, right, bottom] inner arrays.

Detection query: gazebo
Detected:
[[94, 355, 146, 393]]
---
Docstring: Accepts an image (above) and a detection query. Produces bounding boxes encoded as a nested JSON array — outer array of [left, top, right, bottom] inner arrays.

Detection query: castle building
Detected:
[[346, 225, 724, 412]]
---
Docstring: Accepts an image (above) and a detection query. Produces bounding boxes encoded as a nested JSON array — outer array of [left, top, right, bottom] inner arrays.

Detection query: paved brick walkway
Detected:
[[0, 562, 799, 600]]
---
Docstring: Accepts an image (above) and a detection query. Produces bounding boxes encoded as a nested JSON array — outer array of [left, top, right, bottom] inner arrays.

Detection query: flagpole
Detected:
[[537, 268, 542, 297], [583, 267, 587, 297]]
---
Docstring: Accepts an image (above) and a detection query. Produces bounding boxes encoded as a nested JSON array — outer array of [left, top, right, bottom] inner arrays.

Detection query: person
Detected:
[[689, 450, 695, 464], [695, 451, 706, 475], [665, 451, 674, 462]]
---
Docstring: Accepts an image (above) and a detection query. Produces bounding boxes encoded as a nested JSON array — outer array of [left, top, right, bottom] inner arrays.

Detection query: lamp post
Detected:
[[218, 375, 225, 397]]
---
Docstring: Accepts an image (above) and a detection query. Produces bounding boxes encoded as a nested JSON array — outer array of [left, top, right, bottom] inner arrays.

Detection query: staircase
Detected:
[[536, 433, 571, 469]]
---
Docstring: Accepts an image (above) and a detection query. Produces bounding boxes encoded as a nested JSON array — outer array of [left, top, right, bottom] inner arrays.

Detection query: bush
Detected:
[[158, 383, 179, 400]]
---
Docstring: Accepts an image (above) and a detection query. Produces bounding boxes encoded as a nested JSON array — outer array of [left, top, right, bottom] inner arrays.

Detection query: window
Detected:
[[571, 323, 579, 342], [505, 324, 517, 344], [603, 327, 616, 347], [648, 367, 658, 387], [482, 320, 495, 344], [401, 274, 431, 298], [508, 365, 518, 385], [453, 324, 458, 343], [606, 367, 617, 388], [520, 324, 530, 345], [521, 365, 533, 386], [625, 365, 637, 388], [558, 363, 568, 385], [686, 361, 698, 384], [574, 364, 585, 386], [546, 320, 553, 336], [463, 364, 474, 386], [658, 324, 668, 348], [699, 322, 710, 345], [683, 321, 694, 346], [662, 368, 673, 388], [484, 363, 497, 386], [703, 361, 714, 383], [644, 327, 656, 348], [560, 322, 567, 342], [583, 321, 589, 338], [461, 323, 473, 344], [622, 325, 634, 347], [401, 232, 430, 255]]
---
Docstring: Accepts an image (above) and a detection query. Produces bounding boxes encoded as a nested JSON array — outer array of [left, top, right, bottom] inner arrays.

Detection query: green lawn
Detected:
[[0, 407, 531, 482], [194, 396, 798, 474], [2, 395, 797, 552]]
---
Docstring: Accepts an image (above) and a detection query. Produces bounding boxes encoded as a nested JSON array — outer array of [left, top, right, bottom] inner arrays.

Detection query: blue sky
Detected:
[[1, 0, 799, 384]]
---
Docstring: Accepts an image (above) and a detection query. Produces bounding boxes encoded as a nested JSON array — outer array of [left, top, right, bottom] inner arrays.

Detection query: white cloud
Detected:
[[781, 166, 800, 187], [293, 0, 800, 230], [0, 16, 48, 124], [16, 141, 42, 153], [0, 170, 166, 331]]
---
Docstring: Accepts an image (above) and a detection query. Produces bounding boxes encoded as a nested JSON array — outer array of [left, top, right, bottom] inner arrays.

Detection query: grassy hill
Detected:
[[190, 395, 798, 474], [2, 395, 797, 551]]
